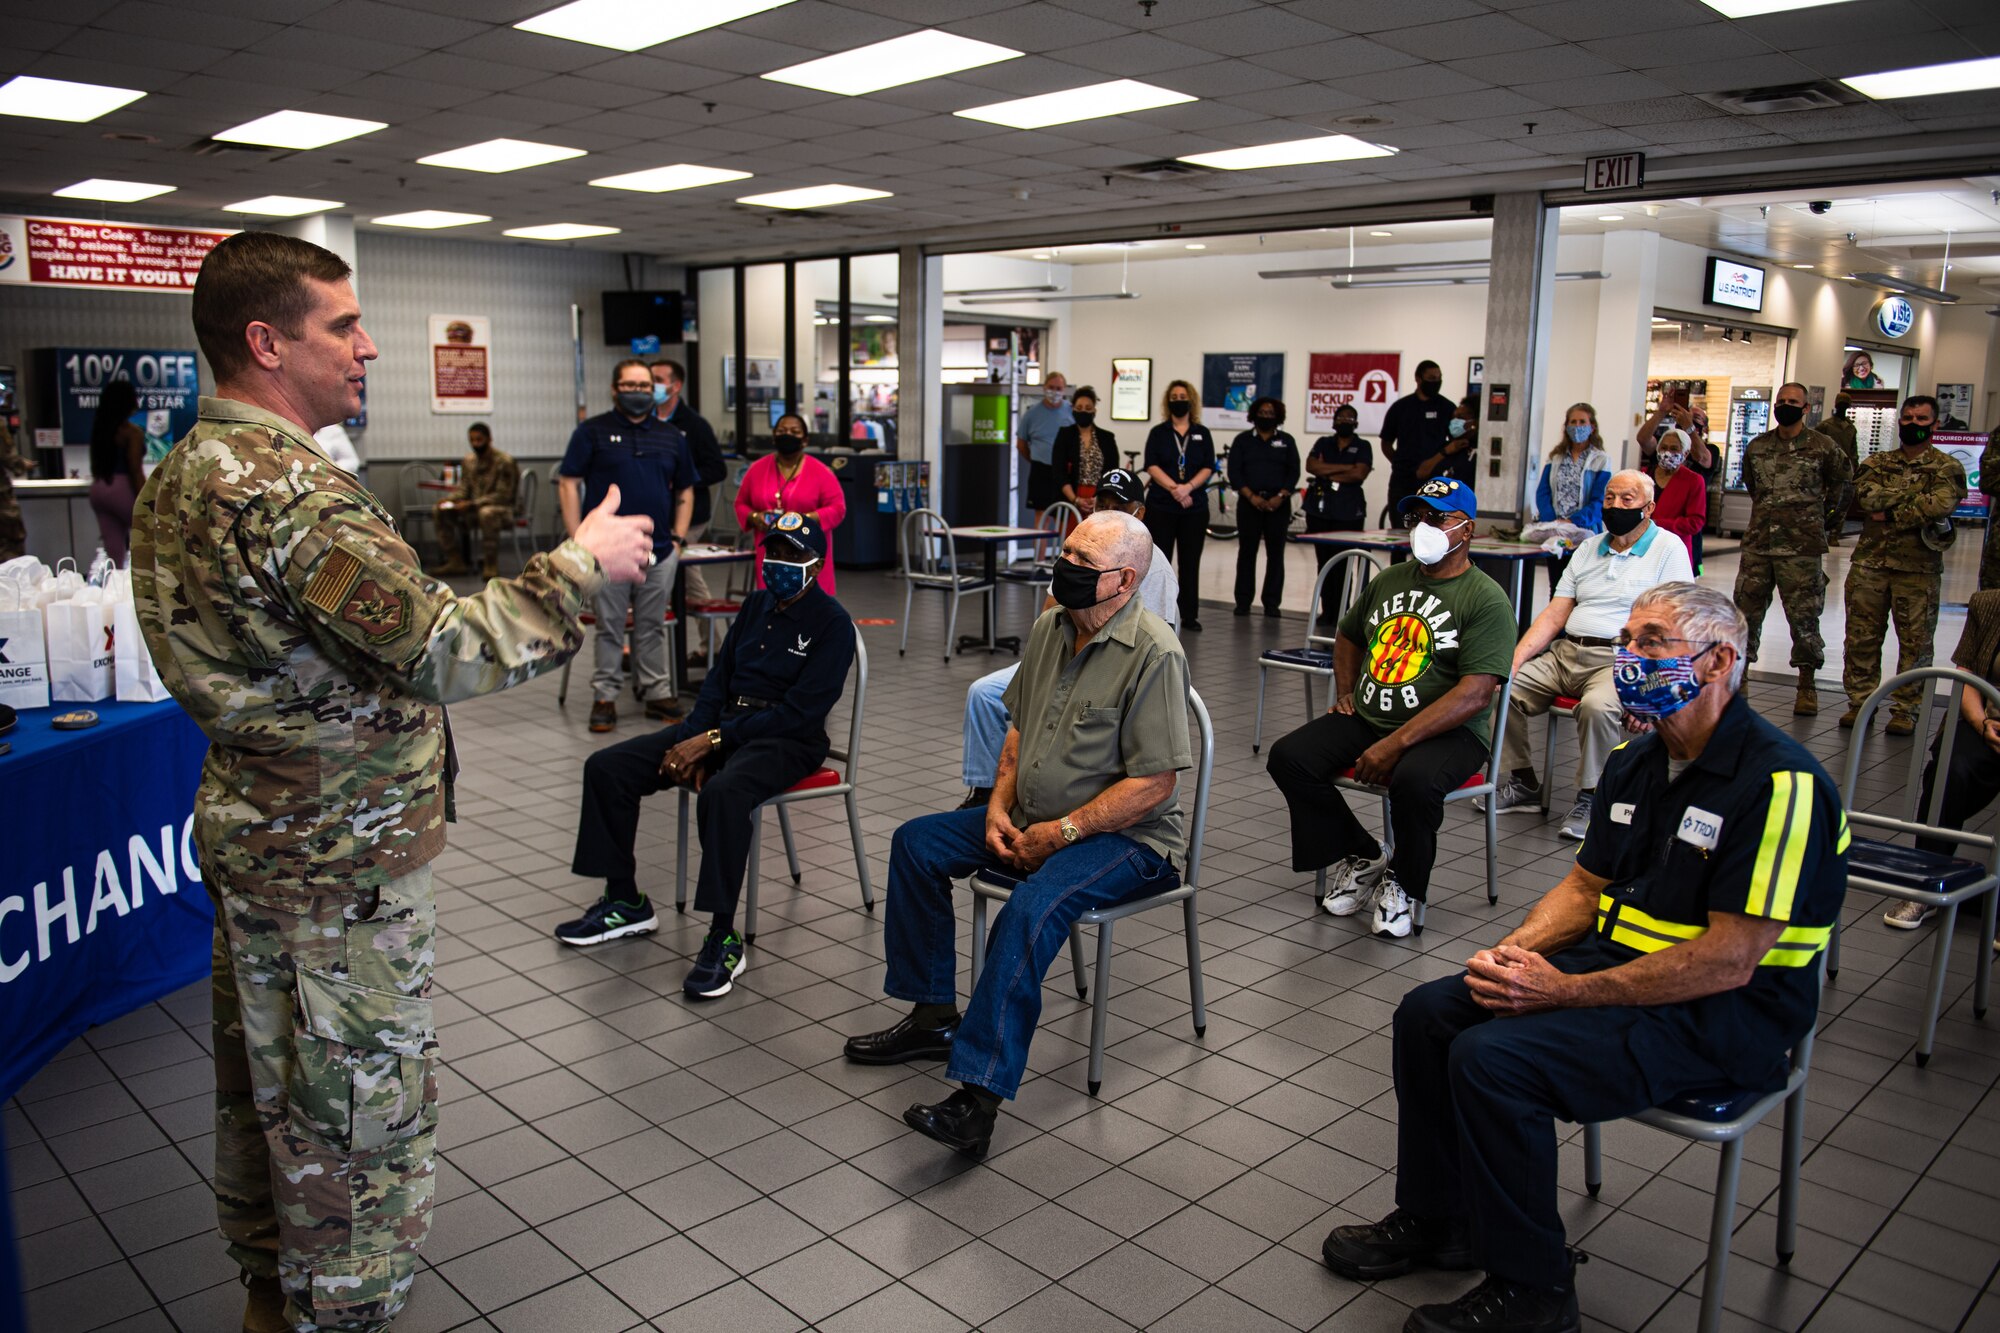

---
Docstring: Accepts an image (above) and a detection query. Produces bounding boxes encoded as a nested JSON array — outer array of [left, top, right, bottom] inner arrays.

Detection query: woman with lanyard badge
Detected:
[[1532, 402, 1611, 596], [735, 412, 847, 593], [1050, 385, 1115, 515], [1143, 379, 1216, 630]]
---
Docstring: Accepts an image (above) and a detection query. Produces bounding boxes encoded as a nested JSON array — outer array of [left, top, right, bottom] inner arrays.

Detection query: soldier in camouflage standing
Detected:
[[130, 232, 653, 1333], [430, 421, 520, 579], [1733, 381, 1850, 716], [0, 417, 30, 560], [1981, 426, 2000, 592], [1820, 392, 1859, 547], [1841, 395, 1967, 737]]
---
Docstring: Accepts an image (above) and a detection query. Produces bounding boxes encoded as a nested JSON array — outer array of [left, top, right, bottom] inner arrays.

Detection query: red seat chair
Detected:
[[1538, 694, 1583, 814], [674, 636, 873, 941]]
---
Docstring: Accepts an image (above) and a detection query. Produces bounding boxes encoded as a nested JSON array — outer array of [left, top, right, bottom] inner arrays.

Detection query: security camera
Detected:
[[1808, 201, 1833, 215]]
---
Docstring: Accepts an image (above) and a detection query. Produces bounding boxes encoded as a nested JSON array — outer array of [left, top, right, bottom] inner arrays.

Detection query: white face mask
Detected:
[[1409, 519, 1463, 566]]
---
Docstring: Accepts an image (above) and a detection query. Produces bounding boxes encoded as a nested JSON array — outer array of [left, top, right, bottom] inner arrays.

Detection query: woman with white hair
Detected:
[[1649, 422, 1709, 571]]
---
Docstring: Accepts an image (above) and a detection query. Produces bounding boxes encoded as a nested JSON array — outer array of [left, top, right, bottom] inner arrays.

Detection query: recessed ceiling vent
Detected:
[[1111, 159, 1220, 184], [185, 136, 290, 158], [1697, 81, 1864, 116]]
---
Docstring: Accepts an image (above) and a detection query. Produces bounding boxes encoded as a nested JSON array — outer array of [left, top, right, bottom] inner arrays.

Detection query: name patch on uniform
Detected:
[[1610, 802, 1635, 825], [301, 545, 364, 616], [1677, 805, 1725, 850]]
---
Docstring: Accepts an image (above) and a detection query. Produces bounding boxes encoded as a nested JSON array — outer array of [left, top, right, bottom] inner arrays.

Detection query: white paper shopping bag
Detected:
[[0, 603, 50, 709], [45, 591, 115, 703], [112, 591, 171, 703]]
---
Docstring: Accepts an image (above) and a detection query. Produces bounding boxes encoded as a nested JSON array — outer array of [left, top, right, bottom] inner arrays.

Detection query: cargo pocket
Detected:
[[289, 966, 436, 1153], [303, 1248, 416, 1324]]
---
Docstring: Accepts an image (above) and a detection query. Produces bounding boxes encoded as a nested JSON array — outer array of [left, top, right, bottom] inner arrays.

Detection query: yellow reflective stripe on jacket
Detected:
[[1595, 895, 1829, 967], [1746, 771, 1812, 920], [1836, 809, 1851, 853]]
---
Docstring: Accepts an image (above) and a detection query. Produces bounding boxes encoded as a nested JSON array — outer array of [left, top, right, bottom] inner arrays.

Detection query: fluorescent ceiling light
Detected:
[[1598, 214, 1625, 222], [515, 0, 795, 51], [214, 110, 386, 149], [1699, 0, 1860, 15], [1327, 271, 1608, 289], [1843, 54, 2000, 100], [1792, 263, 1814, 269], [419, 138, 585, 173], [863, 314, 896, 323], [765, 30, 1020, 96], [371, 210, 490, 229], [938, 285, 1061, 297], [590, 163, 751, 192], [1176, 133, 1394, 171], [1849, 270, 1957, 303], [957, 79, 1193, 130], [737, 184, 890, 209], [1262, 259, 1491, 279], [1032, 252, 1052, 259], [1370, 230, 1393, 237], [54, 178, 173, 203], [955, 292, 1140, 305], [0, 75, 145, 123], [504, 222, 621, 240], [1185, 243, 1206, 250], [224, 195, 343, 216]]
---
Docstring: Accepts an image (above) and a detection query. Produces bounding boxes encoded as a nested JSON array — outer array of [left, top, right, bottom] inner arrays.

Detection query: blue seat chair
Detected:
[[1251, 549, 1382, 754]]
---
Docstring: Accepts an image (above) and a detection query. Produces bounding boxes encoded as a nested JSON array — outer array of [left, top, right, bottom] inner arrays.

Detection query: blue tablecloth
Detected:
[[1, 697, 211, 1104]]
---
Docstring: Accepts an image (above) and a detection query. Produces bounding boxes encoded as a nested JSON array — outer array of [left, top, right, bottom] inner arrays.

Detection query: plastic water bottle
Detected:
[[87, 544, 112, 587]]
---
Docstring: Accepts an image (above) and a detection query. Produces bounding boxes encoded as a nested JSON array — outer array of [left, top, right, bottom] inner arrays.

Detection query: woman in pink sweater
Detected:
[[734, 413, 847, 593]]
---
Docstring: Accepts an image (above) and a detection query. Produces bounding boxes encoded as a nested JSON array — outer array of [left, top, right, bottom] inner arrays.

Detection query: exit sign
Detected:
[[1585, 152, 1645, 193]]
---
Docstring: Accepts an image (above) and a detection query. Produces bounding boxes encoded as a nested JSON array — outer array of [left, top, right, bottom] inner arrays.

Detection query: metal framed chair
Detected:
[[966, 686, 1213, 1097], [555, 605, 677, 708], [399, 462, 442, 555], [1316, 674, 1518, 923], [1537, 695, 1582, 814], [998, 499, 1081, 592], [1581, 995, 1816, 1333], [899, 508, 994, 664], [1832, 666, 2000, 1066], [502, 468, 540, 571], [1252, 550, 1382, 754], [675, 636, 873, 942]]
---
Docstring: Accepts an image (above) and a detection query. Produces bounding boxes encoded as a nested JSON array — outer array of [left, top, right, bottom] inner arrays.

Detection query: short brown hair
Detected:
[[612, 357, 652, 385], [649, 359, 685, 384], [192, 231, 351, 381]]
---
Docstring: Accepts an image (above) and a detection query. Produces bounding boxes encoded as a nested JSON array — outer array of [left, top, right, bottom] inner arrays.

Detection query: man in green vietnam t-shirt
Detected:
[[1268, 478, 1517, 938]]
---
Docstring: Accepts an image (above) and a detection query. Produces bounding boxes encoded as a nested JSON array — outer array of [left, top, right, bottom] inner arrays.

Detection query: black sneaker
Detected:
[[958, 786, 991, 811], [554, 897, 658, 946], [684, 929, 746, 999], [1405, 1254, 1585, 1333], [1322, 1208, 1472, 1281]]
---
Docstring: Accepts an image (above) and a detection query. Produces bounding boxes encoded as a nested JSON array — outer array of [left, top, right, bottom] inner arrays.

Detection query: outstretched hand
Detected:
[[574, 484, 655, 583]]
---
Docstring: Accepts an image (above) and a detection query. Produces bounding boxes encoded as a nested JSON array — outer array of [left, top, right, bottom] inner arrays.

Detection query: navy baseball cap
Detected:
[[1096, 468, 1143, 504], [1398, 477, 1477, 520], [766, 511, 827, 559]]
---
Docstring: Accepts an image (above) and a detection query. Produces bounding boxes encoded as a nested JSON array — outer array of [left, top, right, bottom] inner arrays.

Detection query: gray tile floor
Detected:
[[12, 561, 2000, 1333]]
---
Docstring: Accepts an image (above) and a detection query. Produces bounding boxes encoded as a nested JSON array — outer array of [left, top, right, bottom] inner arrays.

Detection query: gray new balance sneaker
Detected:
[[1480, 773, 1541, 815], [1559, 792, 1594, 842]]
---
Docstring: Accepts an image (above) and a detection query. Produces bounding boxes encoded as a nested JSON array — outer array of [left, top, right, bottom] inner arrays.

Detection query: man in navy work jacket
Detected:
[[1322, 581, 1848, 1333], [555, 514, 856, 1001], [559, 357, 697, 733]]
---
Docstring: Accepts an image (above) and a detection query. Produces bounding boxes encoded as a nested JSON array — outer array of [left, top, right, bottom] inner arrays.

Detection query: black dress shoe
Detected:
[[1264, 606, 1283, 619], [903, 1089, 996, 1158], [1404, 1256, 1583, 1333], [1184, 618, 1203, 632], [1233, 605, 1251, 617], [844, 1014, 960, 1065], [1323, 1208, 1472, 1281]]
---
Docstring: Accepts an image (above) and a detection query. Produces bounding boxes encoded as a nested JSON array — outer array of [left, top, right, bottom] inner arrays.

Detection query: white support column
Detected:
[[1479, 194, 1559, 518], [898, 245, 943, 485], [1589, 230, 1660, 470], [271, 213, 357, 273]]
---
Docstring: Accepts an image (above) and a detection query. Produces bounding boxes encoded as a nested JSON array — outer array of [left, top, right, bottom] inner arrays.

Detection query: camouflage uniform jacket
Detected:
[[132, 396, 603, 897], [1741, 426, 1849, 556], [1818, 416, 1859, 471], [1852, 446, 1967, 573], [452, 447, 519, 511], [0, 418, 30, 496]]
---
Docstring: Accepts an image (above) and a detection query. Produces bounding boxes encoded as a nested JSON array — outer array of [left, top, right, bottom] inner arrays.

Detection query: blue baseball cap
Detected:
[[1398, 477, 1478, 520], [766, 510, 827, 560]]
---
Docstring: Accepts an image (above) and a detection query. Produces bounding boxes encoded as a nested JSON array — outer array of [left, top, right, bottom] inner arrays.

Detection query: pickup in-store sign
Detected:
[[1584, 152, 1645, 193]]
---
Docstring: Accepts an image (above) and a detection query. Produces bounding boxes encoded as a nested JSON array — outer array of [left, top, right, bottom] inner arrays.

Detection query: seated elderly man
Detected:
[[1322, 582, 1847, 1333], [958, 467, 1178, 808], [845, 510, 1191, 1157], [1487, 468, 1692, 839], [1267, 477, 1517, 938]]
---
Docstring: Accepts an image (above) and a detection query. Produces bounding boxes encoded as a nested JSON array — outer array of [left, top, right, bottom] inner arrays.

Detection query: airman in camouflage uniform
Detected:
[[1819, 394, 1859, 546], [431, 423, 520, 579], [1733, 382, 1850, 715], [1842, 397, 1967, 733], [131, 231, 652, 1333], [0, 418, 31, 560], [1980, 430, 2000, 593]]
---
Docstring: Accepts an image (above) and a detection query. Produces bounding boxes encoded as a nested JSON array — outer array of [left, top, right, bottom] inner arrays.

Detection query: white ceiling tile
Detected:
[[513, 75, 665, 112], [442, 27, 619, 73], [1512, 0, 1709, 43], [1153, 8, 1346, 57], [48, 28, 233, 72], [1374, 12, 1569, 60], [94, 0, 279, 46], [804, 99, 937, 127], [942, 3, 1134, 52], [1162, 59, 1303, 97], [1246, 36, 1427, 80], [1445, 44, 1620, 86], [380, 51, 530, 92], [726, 1, 915, 52], [835, 0, 1022, 19], [246, 28, 430, 73], [170, 0, 333, 19], [685, 76, 839, 114], [1631, 116, 1785, 144], [1641, 54, 1821, 94], [299, 0, 490, 46], [655, 30, 836, 76], [1791, 33, 1978, 78], [1050, 32, 1229, 77], [1405, 87, 1552, 121], [1732, 0, 1942, 48], [1580, 22, 1771, 67], [583, 55, 740, 95], [1279, 0, 1491, 33], [4, 17, 77, 51], [1503, 73, 1679, 107], [1335, 61, 1490, 101], [20, 52, 187, 91], [1217, 83, 1375, 117], [340, 74, 492, 110], [1586, 95, 1727, 128], [1052, 0, 1265, 20]]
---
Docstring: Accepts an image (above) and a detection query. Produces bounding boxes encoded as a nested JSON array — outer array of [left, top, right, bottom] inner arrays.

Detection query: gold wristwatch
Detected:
[[1060, 816, 1081, 844], [706, 728, 722, 750]]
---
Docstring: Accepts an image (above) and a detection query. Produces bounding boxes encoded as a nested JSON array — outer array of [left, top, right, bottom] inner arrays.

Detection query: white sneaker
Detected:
[[1559, 793, 1594, 842], [1371, 876, 1416, 938], [1321, 854, 1388, 917], [1883, 900, 1936, 930], [1479, 773, 1542, 815]]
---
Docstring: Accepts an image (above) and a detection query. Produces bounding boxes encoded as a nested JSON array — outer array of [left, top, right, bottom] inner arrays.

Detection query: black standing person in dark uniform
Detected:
[[1379, 360, 1454, 519], [1142, 378, 1216, 630], [557, 514, 857, 1001], [1227, 396, 1300, 618], [1304, 402, 1374, 619]]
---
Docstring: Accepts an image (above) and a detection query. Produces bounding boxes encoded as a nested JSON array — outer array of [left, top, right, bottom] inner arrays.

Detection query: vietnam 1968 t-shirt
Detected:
[[1336, 559, 1517, 745]]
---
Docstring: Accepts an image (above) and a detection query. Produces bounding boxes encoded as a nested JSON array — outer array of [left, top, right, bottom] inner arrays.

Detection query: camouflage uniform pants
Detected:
[[1734, 552, 1826, 669], [1842, 563, 1940, 720], [1982, 521, 2000, 593], [209, 866, 438, 1333], [0, 495, 23, 561], [434, 503, 510, 561]]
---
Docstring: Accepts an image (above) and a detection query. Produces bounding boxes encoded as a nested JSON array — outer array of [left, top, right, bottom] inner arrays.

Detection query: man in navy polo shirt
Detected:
[[560, 358, 696, 733]]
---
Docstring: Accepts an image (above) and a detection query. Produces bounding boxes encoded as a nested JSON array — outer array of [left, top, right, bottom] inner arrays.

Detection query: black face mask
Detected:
[[1420, 377, 1443, 395], [1602, 505, 1646, 537], [1050, 556, 1122, 610], [1772, 403, 1805, 427], [1167, 400, 1191, 418], [1899, 422, 1932, 448], [1254, 415, 1277, 431], [1072, 411, 1095, 430], [1334, 421, 1356, 436], [774, 432, 806, 456]]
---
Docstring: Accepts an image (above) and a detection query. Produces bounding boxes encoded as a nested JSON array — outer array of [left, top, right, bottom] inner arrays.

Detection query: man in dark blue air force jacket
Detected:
[[1323, 580, 1848, 1333], [556, 513, 856, 1002]]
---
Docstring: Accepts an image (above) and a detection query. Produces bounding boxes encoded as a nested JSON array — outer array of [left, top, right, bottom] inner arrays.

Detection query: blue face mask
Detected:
[[652, 382, 669, 405], [1568, 423, 1593, 445], [1447, 418, 1467, 440], [764, 557, 813, 600], [1613, 644, 1715, 720]]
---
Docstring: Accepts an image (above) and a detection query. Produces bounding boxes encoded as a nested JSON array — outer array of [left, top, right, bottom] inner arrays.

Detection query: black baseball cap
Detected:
[[1096, 468, 1143, 505]]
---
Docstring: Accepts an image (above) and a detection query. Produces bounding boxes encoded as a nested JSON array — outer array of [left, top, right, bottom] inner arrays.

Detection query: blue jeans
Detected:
[[961, 665, 1017, 788], [882, 807, 1177, 1099]]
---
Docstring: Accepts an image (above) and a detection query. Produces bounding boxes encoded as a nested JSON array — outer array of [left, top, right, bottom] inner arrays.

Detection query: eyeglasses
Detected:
[[1400, 511, 1467, 531], [615, 382, 653, 392], [1615, 631, 1715, 654]]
